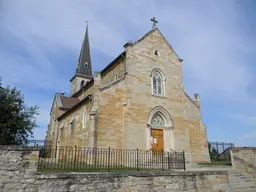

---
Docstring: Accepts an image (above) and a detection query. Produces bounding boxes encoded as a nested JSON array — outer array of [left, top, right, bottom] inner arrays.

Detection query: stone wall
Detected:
[[57, 99, 93, 147], [230, 147, 256, 176], [101, 58, 125, 86], [0, 147, 230, 192], [98, 80, 125, 149], [0, 147, 39, 191]]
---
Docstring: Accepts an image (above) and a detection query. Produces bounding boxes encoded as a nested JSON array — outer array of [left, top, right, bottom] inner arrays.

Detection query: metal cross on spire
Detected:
[[150, 17, 158, 29]]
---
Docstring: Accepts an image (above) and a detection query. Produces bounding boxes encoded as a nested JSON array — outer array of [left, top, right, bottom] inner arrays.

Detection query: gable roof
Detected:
[[99, 27, 183, 78], [49, 93, 63, 115], [59, 95, 80, 109], [50, 93, 80, 115], [130, 27, 183, 62], [57, 94, 92, 121]]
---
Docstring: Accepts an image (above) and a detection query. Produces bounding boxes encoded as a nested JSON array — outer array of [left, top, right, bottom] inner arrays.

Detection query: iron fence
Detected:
[[38, 146, 186, 172], [208, 142, 234, 161]]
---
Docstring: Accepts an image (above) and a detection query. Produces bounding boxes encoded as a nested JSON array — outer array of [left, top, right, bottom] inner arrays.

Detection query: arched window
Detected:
[[151, 113, 164, 126], [81, 80, 85, 89], [151, 69, 164, 97]]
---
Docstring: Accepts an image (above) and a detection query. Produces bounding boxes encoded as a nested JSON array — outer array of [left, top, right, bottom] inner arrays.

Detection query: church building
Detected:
[[46, 18, 210, 163]]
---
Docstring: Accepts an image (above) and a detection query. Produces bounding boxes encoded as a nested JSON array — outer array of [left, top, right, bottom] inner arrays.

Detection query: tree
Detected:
[[208, 143, 219, 160], [0, 78, 39, 145]]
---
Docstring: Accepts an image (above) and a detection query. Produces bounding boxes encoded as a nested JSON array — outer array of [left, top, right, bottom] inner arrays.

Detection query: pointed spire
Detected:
[[76, 22, 92, 77]]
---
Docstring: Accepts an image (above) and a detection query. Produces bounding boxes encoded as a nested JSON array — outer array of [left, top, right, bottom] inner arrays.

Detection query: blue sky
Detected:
[[0, 0, 256, 146]]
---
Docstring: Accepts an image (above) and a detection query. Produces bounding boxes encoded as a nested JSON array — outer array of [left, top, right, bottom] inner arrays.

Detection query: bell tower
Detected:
[[70, 23, 93, 95]]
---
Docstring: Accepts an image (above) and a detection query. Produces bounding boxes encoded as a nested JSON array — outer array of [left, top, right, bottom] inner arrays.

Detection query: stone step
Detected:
[[229, 175, 254, 179], [231, 187, 256, 192], [230, 185, 256, 189], [229, 173, 251, 176], [230, 183, 255, 188], [229, 181, 255, 185], [228, 170, 256, 192], [229, 177, 254, 182], [230, 178, 255, 182]]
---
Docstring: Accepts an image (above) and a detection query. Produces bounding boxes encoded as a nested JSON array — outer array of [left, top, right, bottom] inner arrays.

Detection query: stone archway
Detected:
[[146, 106, 174, 152]]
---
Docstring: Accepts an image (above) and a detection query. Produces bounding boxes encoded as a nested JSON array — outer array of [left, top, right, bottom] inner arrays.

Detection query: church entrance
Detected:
[[147, 106, 174, 153], [151, 129, 164, 155]]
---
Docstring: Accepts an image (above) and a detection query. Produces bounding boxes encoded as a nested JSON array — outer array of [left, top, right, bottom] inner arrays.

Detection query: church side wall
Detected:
[[97, 80, 125, 149], [100, 59, 125, 86], [47, 100, 66, 148], [123, 30, 190, 152], [185, 97, 210, 163], [57, 100, 93, 148]]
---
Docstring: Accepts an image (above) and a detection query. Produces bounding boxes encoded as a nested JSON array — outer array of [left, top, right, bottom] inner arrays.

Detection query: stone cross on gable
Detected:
[[150, 17, 158, 29]]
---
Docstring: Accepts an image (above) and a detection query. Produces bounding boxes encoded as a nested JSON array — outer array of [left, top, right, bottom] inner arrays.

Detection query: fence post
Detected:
[[162, 149, 164, 171], [74, 145, 77, 171], [167, 151, 170, 170], [183, 151, 186, 171], [136, 148, 139, 171], [108, 147, 110, 172]]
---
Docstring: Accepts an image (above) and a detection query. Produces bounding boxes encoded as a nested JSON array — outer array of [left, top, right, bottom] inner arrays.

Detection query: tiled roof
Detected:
[[59, 96, 80, 109], [57, 94, 92, 120]]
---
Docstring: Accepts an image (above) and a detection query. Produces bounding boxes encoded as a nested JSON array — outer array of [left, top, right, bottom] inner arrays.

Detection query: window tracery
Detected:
[[152, 70, 164, 96], [151, 113, 164, 126]]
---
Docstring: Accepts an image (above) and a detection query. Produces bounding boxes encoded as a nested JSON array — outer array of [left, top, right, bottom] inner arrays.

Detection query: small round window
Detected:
[[153, 49, 160, 57]]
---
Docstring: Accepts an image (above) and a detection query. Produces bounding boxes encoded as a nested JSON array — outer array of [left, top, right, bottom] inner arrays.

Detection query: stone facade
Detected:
[[0, 148, 229, 192], [101, 57, 125, 86], [46, 27, 210, 164]]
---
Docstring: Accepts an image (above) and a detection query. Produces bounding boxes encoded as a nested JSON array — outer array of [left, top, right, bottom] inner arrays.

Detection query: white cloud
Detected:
[[1, 0, 256, 142], [2, 1, 254, 93]]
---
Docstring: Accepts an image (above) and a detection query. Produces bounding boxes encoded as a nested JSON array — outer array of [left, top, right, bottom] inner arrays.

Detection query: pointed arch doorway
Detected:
[[146, 106, 174, 152]]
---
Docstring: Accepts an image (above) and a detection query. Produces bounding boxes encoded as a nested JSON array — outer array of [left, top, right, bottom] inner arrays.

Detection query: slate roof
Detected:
[[76, 25, 92, 77]]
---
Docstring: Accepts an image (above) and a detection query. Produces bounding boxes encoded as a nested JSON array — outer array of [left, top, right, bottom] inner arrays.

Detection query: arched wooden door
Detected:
[[151, 129, 164, 155]]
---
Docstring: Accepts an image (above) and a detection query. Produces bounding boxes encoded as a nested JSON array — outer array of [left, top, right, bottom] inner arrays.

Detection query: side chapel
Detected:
[[46, 18, 210, 163]]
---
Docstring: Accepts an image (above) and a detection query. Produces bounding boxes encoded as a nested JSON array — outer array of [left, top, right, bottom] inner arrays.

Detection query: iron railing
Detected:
[[38, 146, 186, 172], [208, 142, 235, 161]]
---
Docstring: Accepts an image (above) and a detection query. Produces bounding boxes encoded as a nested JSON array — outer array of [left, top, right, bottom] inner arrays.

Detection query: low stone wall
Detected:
[[0, 147, 230, 192], [230, 147, 256, 175]]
